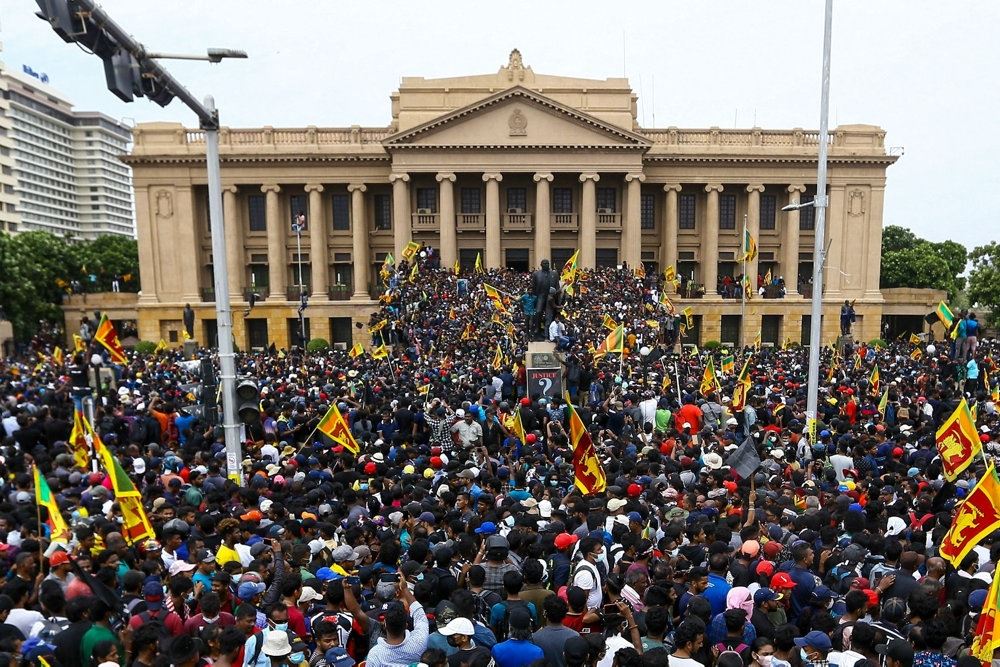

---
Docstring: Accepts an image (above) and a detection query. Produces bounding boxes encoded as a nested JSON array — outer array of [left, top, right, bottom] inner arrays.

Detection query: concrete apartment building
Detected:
[[125, 50, 932, 351], [0, 65, 133, 238]]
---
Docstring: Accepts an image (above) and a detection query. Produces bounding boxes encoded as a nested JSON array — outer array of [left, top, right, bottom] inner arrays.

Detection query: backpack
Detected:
[[474, 589, 501, 626], [136, 610, 172, 641], [491, 599, 531, 642], [128, 417, 150, 444], [34, 616, 70, 643]]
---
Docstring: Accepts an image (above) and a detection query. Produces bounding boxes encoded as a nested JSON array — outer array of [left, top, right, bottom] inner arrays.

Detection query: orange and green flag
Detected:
[[940, 463, 1000, 568], [34, 466, 70, 543], [94, 314, 127, 364], [731, 357, 752, 412], [936, 398, 982, 481], [565, 394, 606, 495], [593, 325, 624, 359], [868, 365, 880, 397], [936, 301, 955, 329], [315, 402, 360, 454], [700, 357, 718, 396], [721, 355, 735, 375]]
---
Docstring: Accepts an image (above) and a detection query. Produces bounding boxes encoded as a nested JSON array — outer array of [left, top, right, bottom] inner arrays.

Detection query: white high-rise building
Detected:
[[0, 61, 20, 233], [0, 65, 133, 238]]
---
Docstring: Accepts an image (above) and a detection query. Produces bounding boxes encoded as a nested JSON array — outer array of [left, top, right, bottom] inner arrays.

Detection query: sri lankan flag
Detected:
[[720, 355, 735, 375], [94, 314, 126, 364], [700, 358, 719, 396], [408, 262, 419, 283], [448, 308, 457, 321], [460, 323, 475, 341], [565, 394, 606, 495], [602, 314, 618, 331], [68, 409, 90, 469], [348, 343, 364, 359], [73, 334, 85, 353], [561, 249, 580, 294], [937, 398, 982, 481], [593, 325, 624, 359], [659, 291, 675, 313], [371, 343, 389, 360], [34, 466, 69, 542], [732, 357, 752, 411], [492, 343, 504, 370], [52, 346, 63, 367], [635, 263, 646, 279], [484, 284, 507, 313], [316, 402, 360, 454], [369, 319, 387, 333], [661, 374, 672, 392], [868, 365, 880, 397], [155, 339, 169, 353], [940, 463, 1000, 567], [92, 429, 153, 544], [453, 259, 460, 274], [936, 301, 956, 329], [682, 307, 694, 329], [511, 409, 527, 444], [909, 332, 922, 346], [401, 241, 420, 262], [474, 252, 484, 274], [971, 562, 1000, 662], [742, 228, 758, 262], [664, 265, 676, 283], [877, 390, 889, 416], [910, 348, 923, 361]]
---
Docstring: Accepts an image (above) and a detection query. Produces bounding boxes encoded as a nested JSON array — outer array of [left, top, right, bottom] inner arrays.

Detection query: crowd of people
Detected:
[[0, 247, 998, 667]]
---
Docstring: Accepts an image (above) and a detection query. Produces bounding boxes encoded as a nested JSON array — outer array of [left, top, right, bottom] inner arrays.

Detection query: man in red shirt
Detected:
[[129, 580, 185, 637], [675, 397, 703, 434], [183, 592, 234, 636]]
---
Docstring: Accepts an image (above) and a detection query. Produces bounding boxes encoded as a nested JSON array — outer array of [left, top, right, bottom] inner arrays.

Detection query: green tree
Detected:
[[77, 235, 140, 292], [880, 227, 965, 300], [967, 242, 1000, 328]]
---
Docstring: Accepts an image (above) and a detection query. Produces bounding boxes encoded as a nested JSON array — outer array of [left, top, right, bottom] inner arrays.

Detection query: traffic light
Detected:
[[235, 380, 260, 424], [103, 47, 140, 103]]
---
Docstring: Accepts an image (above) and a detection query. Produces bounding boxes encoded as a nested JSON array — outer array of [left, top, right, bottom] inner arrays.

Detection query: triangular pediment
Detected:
[[383, 86, 651, 149]]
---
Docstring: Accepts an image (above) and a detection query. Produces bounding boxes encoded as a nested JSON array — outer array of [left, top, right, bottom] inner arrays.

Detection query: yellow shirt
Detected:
[[216, 544, 241, 566]]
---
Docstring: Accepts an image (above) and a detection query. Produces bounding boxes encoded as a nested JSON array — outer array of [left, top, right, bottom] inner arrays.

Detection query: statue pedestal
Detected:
[[526, 341, 564, 401]]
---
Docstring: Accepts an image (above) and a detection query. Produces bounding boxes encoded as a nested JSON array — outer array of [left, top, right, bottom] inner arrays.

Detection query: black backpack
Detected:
[[136, 610, 172, 641], [491, 599, 532, 641], [128, 417, 150, 444], [474, 589, 501, 626]]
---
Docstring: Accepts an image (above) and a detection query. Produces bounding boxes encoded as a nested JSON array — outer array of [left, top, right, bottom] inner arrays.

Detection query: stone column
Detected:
[[262, 184, 285, 300], [483, 173, 503, 269], [784, 184, 805, 296], [662, 184, 681, 286], [624, 173, 645, 269], [437, 173, 457, 268], [134, 186, 157, 303], [865, 186, 886, 299], [825, 185, 846, 297], [533, 173, 553, 266], [389, 173, 410, 260], [745, 184, 764, 286], [703, 184, 723, 296], [349, 184, 370, 300], [579, 173, 600, 269], [222, 186, 243, 301], [175, 186, 201, 302], [306, 184, 327, 299]]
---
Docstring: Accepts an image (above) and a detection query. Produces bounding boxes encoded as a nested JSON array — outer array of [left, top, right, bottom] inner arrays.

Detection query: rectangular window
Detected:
[[460, 188, 481, 214], [289, 194, 307, 224], [416, 187, 437, 213], [553, 187, 573, 213], [506, 187, 527, 213], [331, 194, 350, 231], [596, 248, 618, 268], [248, 194, 266, 232], [596, 187, 617, 212], [551, 248, 575, 269], [679, 193, 696, 229], [719, 194, 737, 230], [800, 205, 816, 231], [373, 194, 392, 231], [760, 194, 777, 230], [640, 193, 655, 230]]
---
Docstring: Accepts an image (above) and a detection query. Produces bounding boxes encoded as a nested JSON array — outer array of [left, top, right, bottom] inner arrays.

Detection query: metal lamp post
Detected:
[[291, 212, 307, 347]]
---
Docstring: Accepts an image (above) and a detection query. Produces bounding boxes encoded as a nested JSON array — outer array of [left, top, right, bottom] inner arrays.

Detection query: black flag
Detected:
[[727, 436, 761, 480]]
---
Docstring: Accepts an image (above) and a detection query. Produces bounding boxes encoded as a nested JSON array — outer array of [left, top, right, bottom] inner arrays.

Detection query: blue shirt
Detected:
[[492, 639, 544, 667], [702, 573, 732, 617], [788, 565, 817, 618]]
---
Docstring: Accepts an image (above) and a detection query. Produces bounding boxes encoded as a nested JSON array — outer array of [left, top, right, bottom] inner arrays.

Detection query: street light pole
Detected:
[[292, 213, 306, 347], [806, 0, 834, 443]]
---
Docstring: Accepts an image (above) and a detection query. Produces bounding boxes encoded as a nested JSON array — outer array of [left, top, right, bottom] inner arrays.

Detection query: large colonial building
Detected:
[[126, 51, 906, 351]]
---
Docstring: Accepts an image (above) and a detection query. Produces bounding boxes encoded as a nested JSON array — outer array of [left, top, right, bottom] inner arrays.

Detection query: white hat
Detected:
[[298, 586, 322, 604], [438, 617, 475, 637], [538, 500, 553, 518], [455, 409, 466, 418], [770, 449, 786, 460], [885, 516, 906, 537], [169, 560, 196, 576], [260, 498, 274, 513], [703, 453, 724, 470], [263, 631, 292, 657], [133, 458, 146, 475], [607, 498, 628, 512]]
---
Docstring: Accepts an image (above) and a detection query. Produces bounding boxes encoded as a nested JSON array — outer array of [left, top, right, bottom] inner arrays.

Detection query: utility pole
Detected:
[[36, 0, 247, 483]]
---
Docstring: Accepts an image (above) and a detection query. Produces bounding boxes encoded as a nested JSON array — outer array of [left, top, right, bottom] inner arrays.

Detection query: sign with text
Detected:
[[527, 366, 562, 400]]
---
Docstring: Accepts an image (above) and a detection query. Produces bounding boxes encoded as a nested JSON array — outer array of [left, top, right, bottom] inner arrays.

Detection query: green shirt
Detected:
[[81, 623, 124, 666], [655, 408, 672, 432]]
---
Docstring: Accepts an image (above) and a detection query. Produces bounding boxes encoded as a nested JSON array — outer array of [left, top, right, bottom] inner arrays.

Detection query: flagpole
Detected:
[[741, 214, 747, 349], [34, 465, 43, 541], [673, 362, 683, 404]]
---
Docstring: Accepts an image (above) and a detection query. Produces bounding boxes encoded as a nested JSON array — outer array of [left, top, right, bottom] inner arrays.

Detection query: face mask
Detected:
[[289, 653, 304, 664], [800, 649, 811, 663], [757, 655, 773, 667], [272, 622, 289, 632]]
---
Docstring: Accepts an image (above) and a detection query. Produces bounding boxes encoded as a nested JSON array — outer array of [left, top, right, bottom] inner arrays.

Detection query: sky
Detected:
[[2, 0, 997, 250]]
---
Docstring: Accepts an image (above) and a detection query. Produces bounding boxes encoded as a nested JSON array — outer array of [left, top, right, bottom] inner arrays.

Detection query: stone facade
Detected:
[[123, 50, 903, 351]]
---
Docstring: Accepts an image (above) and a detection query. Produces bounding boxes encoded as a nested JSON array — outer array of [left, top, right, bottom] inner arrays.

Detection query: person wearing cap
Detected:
[[436, 615, 490, 666], [44, 550, 76, 594], [365, 575, 428, 667], [128, 580, 185, 636], [750, 588, 783, 640], [794, 629, 833, 667]]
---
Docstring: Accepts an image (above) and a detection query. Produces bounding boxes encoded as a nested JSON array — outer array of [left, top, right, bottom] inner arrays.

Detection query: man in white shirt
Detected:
[[638, 392, 658, 427], [450, 411, 483, 450], [572, 537, 605, 611], [548, 316, 571, 350]]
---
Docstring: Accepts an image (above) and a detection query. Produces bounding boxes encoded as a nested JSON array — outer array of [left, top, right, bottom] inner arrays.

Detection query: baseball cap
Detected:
[[756, 561, 775, 577], [49, 551, 71, 566], [438, 617, 475, 636], [554, 533, 579, 550], [418, 511, 436, 524], [754, 588, 783, 604], [474, 521, 497, 535], [740, 540, 761, 558], [770, 572, 795, 589], [794, 631, 832, 652], [564, 636, 590, 663], [169, 560, 196, 576], [237, 581, 266, 600]]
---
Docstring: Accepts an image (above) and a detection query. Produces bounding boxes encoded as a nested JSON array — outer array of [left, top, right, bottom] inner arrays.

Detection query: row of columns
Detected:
[[659, 182, 809, 297]]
